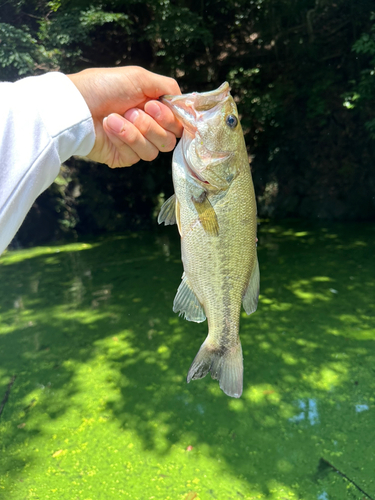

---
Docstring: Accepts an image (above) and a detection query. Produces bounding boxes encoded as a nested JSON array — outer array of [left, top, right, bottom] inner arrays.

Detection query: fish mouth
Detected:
[[161, 82, 234, 189], [160, 82, 230, 132]]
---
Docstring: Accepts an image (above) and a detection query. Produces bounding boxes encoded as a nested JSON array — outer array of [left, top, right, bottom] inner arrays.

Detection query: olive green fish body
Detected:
[[159, 83, 259, 398]]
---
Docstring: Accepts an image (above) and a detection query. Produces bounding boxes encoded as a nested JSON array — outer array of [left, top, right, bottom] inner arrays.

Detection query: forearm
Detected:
[[0, 72, 95, 254], [0, 67, 181, 254]]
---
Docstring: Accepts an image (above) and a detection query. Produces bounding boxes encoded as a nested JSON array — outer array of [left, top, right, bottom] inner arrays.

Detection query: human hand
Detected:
[[68, 66, 183, 168]]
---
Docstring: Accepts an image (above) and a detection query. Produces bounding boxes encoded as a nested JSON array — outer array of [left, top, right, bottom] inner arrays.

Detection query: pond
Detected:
[[0, 221, 374, 500]]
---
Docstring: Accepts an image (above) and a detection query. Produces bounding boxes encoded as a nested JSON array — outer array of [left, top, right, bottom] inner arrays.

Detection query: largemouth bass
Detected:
[[158, 82, 259, 398]]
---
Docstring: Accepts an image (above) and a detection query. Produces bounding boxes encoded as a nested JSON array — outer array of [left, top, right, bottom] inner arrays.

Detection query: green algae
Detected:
[[0, 222, 374, 500]]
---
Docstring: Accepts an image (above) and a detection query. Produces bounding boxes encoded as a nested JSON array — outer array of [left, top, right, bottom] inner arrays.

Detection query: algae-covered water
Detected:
[[0, 221, 374, 500]]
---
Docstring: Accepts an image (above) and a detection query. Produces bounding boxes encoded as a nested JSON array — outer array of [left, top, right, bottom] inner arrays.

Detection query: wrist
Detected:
[[67, 71, 92, 114]]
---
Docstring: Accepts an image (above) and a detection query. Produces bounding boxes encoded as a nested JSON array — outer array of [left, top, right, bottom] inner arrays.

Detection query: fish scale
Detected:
[[159, 82, 259, 398]]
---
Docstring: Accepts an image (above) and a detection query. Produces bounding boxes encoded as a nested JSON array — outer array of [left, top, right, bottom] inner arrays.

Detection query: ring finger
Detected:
[[104, 113, 160, 163]]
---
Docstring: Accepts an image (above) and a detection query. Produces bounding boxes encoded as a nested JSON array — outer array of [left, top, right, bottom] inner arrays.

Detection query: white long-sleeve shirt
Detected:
[[0, 72, 96, 255]]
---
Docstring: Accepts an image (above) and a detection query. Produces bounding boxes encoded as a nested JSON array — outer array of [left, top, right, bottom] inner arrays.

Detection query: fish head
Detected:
[[161, 83, 246, 190]]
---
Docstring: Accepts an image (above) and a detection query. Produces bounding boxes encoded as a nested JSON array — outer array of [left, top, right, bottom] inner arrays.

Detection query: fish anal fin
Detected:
[[242, 256, 260, 315], [187, 338, 243, 398], [173, 274, 206, 323], [191, 193, 219, 236], [158, 194, 176, 226]]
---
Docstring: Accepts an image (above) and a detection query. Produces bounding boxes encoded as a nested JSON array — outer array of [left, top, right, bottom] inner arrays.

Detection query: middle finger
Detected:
[[124, 108, 178, 152]]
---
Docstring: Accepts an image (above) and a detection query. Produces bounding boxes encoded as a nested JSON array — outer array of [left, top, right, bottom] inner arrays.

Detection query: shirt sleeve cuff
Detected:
[[14, 72, 96, 163]]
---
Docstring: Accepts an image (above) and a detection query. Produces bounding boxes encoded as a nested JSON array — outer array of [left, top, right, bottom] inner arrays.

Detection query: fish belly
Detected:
[[176, 164, 257, 397]]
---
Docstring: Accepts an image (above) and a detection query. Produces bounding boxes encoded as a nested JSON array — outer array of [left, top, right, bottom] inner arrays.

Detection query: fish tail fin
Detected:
[[187, 338, 243, 398]]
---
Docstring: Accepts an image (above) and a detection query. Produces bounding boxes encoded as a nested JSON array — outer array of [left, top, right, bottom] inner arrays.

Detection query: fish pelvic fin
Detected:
[[187, 338, 243, 398], [173, 273, 206, 323]]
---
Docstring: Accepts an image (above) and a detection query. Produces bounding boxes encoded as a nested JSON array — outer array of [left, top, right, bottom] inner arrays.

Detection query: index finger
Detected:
[[144, 100, 183, 138]]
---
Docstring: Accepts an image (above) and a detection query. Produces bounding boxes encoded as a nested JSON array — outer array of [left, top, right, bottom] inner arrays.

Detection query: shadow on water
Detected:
[[0, 221, 374, 499]]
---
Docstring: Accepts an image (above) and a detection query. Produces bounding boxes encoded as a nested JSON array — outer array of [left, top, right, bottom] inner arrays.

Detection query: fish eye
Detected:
[[226, 114, 238, 129]]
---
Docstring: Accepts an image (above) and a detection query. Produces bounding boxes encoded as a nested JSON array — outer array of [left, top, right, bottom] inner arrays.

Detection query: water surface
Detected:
[[0, 222, 374, 499]]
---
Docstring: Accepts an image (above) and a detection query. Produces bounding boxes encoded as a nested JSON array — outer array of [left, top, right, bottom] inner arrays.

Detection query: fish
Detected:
[[158, 82, 259, 398]]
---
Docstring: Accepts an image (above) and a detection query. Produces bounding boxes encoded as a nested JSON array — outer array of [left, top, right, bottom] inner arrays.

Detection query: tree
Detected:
[[2, 0, 375, 247]]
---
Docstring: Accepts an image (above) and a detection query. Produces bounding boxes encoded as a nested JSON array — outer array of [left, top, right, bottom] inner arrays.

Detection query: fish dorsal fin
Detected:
[[191, 192, 219, 236], [158, 194, 177, 225], [173, 273, 206, 323], [242, 256, 260, 315]]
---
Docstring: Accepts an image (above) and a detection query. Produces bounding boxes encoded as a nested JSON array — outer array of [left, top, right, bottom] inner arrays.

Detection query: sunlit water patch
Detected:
[[0, 222, 374, 499]]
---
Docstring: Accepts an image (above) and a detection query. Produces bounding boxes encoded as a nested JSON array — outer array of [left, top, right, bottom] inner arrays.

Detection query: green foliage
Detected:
[[144, 3, 213, 71], [37, 6, 131, 71], [353, 23, 375, 56], [350, 14, 375, 137], [1, 222, 375, 498], [0, 3, 132, 77], [0, 23, 50, 78], [2, 0, 375, 247]]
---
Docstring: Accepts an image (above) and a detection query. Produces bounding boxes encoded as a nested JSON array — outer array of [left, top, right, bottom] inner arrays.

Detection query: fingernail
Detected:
[[106, 114, 126, 133], [125, 109, 139, 123], [146, 101, 161, 119]]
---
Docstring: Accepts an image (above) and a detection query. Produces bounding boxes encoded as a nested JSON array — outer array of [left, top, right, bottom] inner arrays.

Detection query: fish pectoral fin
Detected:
[[173, 273, 206, 323], [242, 256, 260, 315], [158, 193, 182, 236], [187, 338, 243, 398], [191, 192, 219, 236], [158, 194, 177, 225]]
